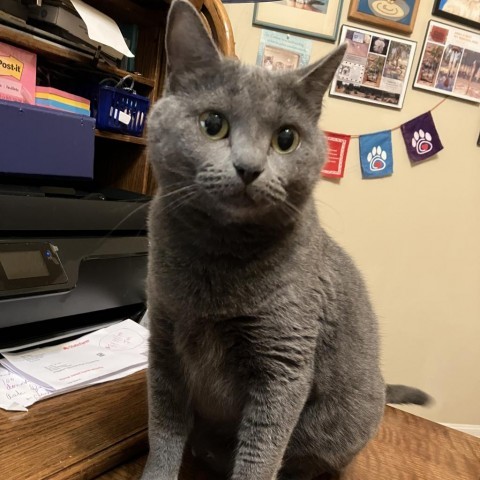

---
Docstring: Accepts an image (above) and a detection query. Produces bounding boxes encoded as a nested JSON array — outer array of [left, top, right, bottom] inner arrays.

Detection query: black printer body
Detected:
[[0, 188, 149, 349]]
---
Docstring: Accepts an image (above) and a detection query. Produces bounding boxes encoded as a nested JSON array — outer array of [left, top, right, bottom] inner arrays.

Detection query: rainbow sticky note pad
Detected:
[[35, 87, 91, 116], [0, 42, 37, 105]]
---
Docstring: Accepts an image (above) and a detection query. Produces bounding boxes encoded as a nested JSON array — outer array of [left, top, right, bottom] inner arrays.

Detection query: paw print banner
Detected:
[[359, 130, 393, 179], [400, 112, 444, 163]]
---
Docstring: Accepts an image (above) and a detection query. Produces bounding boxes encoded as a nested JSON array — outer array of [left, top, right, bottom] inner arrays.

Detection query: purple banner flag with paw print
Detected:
[[400, 112, 443, 163], [359, 130, 393, 179]]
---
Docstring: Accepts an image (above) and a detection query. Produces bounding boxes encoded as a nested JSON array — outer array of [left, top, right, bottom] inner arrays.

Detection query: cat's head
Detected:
[[148, 0, 345, 227]]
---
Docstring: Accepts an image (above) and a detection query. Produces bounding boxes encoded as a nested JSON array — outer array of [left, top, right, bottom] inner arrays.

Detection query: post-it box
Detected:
[[0, 42, 36, 104], [0, 100, 96, 179]]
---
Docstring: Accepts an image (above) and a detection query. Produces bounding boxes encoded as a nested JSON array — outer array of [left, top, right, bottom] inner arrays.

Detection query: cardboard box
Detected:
[[0, 41, 36, 104], [0, 100, 95, 179]]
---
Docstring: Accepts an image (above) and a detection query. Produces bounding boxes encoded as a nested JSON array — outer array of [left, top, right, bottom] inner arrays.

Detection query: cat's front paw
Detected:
[[140, 461, 178, 480], [140, 472, 177, 480]]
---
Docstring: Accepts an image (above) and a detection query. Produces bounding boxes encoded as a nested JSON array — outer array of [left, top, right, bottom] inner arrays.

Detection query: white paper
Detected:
[[0, 366, 51, 411], [1, 320, 148, 391], [70, 0, 134, 58], [0, 363, 147, 412]]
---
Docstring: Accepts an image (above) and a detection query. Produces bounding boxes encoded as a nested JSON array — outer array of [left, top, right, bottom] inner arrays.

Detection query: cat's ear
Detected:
[[165, 0, 221, 87], [294, 44, 347, 114]]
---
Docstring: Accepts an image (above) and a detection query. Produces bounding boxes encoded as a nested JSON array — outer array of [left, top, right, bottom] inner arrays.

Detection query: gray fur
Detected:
[[142, 2, 428, 479], [386, 385, 432, 405]]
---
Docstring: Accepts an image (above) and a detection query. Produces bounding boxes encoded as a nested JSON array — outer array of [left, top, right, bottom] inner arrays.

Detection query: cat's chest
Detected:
[[175, 319, 246, 422]]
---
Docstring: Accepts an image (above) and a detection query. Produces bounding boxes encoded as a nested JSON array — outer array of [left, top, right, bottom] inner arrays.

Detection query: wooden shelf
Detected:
[[0, 0, 232, 196], [0, 23, 155, 88], [95, 129, 147, 145]]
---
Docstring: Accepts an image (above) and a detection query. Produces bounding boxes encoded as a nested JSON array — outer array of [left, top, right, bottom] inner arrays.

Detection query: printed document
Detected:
[[0, 319, 148, 411]]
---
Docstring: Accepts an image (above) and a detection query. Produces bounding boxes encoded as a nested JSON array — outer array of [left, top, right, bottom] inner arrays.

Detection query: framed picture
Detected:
[[252, 0, 344, 42], [414, 20, 480, 103], [256, 30, 312, 71], [348, 0, 420, 34], [432, 0, 480, 31], [329, 25, 416, 108]]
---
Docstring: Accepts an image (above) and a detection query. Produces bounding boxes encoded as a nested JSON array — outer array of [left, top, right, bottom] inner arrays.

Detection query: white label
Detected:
[[118, 110, 131, 125]]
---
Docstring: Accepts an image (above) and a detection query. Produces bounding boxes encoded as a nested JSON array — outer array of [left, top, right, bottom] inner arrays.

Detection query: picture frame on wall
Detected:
[[256, 30, 312, 71], [414, 20, 480, 104], [329, 25, 416, 109], [252, 0, 344, 42], [348, 0, 420, 34], [432, 0, 480, 31]]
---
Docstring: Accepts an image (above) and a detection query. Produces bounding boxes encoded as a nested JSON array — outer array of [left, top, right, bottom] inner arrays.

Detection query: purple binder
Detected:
[[0, 100, 95, 179]]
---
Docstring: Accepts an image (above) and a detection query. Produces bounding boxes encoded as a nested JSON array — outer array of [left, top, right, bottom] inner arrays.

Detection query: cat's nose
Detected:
[[234, 164, 263, 185]]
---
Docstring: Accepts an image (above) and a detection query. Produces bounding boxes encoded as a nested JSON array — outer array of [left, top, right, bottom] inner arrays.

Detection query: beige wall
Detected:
[[224, 1, 480, 425]]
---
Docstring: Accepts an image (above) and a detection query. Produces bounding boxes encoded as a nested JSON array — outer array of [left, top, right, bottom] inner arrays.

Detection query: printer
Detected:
[[0, 187, 149, 350]]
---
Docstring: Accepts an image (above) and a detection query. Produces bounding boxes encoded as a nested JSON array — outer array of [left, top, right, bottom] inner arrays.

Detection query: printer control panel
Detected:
[[0, 242, 68, 294]]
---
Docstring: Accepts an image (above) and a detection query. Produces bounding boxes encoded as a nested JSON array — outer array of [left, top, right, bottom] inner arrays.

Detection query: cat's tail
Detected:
[[386, 384, 432, 405]]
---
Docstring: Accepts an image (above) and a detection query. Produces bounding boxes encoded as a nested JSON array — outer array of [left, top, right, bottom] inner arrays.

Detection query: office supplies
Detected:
[[0, 41, 36, 104], [0, 319, 149, 411], [0, 99, 95, 178], [35, 86, 91, 116]]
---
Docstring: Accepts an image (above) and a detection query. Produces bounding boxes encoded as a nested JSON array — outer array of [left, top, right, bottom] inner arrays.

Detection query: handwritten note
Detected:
[[0, 366, 51, 411]]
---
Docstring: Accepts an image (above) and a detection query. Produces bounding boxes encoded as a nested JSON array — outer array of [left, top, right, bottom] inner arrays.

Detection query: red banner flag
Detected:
[[321, 132, 351, 179]]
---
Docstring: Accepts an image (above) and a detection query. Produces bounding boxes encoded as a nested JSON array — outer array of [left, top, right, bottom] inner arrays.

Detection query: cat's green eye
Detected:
[[272, 127, 300, 154], [199, 112, 229, 140]]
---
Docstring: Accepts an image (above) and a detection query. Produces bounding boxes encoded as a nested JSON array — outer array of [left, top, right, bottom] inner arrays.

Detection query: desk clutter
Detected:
[[0, 37, 149, 136], [0, 0, 150, 137], [0, 319, 149, 412]]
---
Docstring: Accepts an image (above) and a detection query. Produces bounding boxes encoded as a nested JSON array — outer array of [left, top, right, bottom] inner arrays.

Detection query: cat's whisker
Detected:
[[103, 201, 149, 237], [163, 162, 194, 179], [163, 194, 199, 218], [159, 189, 199, 216], [283, 199, 301, 217], [87, 200, 150, 255], [158, 184, 197, 201]]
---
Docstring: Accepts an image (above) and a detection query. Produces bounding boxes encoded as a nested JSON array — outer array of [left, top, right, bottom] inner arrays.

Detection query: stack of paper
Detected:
[[0, 319, 148, 412]]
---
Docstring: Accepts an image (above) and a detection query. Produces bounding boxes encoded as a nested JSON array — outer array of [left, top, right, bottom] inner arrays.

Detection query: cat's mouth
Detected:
[[221, 190, 256, 209]]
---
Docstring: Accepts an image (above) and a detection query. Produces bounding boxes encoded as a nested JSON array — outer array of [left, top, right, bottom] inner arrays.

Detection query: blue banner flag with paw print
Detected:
[[400, 111, 443, 163], [359, 130, 393, 179]]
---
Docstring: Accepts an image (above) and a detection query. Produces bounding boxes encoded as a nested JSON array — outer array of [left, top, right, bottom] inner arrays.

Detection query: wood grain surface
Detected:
[[98, 407, 480, 480], [2, 370, 479, 480], [0, 371, 148, 480]]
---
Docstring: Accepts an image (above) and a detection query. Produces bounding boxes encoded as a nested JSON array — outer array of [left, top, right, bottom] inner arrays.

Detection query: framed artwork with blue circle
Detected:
[[348, 0, 420, 34]]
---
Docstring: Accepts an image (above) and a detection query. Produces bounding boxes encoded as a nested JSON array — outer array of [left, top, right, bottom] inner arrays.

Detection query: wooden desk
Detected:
[[1, 371, 479, 480], [0, 371, 149, 480]]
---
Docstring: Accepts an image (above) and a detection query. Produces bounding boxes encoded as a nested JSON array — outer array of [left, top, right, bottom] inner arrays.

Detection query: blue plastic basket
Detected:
[[96, 83, 149, 136]]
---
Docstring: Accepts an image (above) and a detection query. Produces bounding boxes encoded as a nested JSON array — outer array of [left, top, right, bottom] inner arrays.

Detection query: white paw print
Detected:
[[367, 146, 387, 171], [411, 129, 433, 155]]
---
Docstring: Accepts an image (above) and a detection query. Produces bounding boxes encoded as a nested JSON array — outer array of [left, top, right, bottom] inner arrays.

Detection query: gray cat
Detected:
[[142, 1, 429, 479]]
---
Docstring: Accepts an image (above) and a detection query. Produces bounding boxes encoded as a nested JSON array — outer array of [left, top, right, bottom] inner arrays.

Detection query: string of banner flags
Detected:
[[321, 98, 447, 179]]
